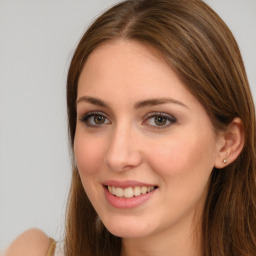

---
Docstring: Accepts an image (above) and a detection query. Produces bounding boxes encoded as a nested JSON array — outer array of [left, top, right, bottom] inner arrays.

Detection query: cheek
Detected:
[[146, 135, 216, 219], [74, 133, 105, 176], [145, 132, 217, 183], [73, 133, 107, 206]]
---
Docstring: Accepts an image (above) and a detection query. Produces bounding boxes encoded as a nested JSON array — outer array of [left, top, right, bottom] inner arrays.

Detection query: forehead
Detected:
[[77, 40, 187, 99], [79, 39, 166, 81], [86, 39, 165, 65]]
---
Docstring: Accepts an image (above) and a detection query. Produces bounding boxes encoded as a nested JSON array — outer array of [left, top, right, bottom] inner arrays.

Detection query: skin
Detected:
[[5, 40, 244, 256], [74, 39, 225, 256], [4, 229, 49, 256]]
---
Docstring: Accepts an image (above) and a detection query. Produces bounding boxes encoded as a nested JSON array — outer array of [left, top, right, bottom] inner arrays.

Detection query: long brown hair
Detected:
[[65, 0, 256, 255]]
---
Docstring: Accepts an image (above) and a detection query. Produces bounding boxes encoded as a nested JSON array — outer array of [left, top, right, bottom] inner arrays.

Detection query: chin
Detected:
[[108, 227, 151, 239], [102, 216, 153, 238]]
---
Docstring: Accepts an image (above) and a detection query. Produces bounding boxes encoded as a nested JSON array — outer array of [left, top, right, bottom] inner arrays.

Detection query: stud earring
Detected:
[[223, 159, 227, 164]]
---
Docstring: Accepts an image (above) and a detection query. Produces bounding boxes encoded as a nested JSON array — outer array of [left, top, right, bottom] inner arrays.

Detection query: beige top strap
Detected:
[[46, 238, 56, 256]]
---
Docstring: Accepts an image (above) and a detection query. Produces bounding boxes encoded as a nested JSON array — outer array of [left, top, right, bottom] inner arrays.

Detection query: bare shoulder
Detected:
[[5, 228, 50, 256]]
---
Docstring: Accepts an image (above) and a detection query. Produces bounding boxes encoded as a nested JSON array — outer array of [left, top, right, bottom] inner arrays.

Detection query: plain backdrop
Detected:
[[0, 0, 255, 251]]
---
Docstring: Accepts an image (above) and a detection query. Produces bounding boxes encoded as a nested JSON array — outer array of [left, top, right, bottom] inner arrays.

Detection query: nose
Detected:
[[104, 125, 143, 172]]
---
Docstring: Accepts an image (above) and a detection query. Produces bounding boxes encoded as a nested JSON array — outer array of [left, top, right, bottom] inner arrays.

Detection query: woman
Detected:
[[6, 0, 256, 255]]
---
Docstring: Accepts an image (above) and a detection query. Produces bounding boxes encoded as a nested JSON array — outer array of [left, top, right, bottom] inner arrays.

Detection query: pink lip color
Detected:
[[103, 181, 157, 209]]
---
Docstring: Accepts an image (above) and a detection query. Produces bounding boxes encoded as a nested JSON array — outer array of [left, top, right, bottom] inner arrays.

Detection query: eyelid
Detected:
[[144, 112, 176, 120], [78, 110, 176, 129], [79, 111, 111, 126], [143, 112, 177, 129]]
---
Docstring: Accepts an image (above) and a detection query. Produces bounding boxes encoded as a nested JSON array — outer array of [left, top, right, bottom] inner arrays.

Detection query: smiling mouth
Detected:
[[106, 185, 158, 198]]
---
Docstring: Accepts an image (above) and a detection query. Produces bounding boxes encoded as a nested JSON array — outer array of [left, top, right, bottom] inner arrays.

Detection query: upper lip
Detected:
[[102, 180, 157, 188]]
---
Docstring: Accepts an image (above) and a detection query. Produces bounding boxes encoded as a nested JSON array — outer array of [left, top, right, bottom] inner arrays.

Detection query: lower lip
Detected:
[[104, 186, 156, 209]]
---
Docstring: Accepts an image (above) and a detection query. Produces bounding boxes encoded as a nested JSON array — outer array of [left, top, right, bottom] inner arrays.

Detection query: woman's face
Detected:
[[74, 40, 222, 239]]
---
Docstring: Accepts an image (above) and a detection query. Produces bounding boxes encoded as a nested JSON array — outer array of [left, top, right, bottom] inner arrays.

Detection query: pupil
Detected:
[[155, 116, 166, 126], [94, 115, 105, 124]]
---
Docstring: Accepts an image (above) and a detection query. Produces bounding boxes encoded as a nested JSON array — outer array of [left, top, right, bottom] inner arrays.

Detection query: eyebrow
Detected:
[[134, 98, 188, 109], [76, 96, 188, 109], [76, 96, 108, 107]]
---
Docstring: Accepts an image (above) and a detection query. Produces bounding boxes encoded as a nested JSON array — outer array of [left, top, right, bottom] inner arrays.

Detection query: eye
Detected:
[[79, 111, 111, 127], [144, 112, 176, 129]]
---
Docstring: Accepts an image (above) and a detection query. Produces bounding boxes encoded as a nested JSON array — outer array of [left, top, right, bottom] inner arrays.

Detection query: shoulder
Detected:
[[5, 228, 50, 256]]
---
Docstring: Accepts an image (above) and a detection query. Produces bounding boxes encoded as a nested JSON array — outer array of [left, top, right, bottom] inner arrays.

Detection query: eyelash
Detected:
[[79, 111, 110, 127], [143, 112, 177, 129], [79, 111, 176, 129]]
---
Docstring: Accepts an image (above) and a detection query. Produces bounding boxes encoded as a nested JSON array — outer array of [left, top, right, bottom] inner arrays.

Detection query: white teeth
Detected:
[[107, 185, 155, 198], [115, 187, 124, 197], [141, 186, 147, 194], [124, 187, 133, 198], [134, 186, 141, 196]]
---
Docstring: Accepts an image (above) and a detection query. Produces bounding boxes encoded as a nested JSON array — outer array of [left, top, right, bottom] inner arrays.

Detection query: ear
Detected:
[[214, 117, 245, 169]]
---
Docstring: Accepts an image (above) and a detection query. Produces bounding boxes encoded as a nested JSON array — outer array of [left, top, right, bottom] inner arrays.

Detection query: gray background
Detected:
[[0, 0, 255, 251]]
